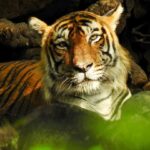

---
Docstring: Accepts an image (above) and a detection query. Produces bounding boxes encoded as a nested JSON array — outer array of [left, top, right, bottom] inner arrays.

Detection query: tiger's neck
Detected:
[[52, 85, 131, 121]]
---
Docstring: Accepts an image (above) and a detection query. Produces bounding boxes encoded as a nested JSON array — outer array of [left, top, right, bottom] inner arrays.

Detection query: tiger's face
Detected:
[[29, 4, 130, 97], [51, 15, 108, 83], [47, 14, 116, 95]]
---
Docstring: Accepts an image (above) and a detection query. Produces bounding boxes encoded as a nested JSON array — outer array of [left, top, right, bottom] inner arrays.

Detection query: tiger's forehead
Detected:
[[55, 13, 96, 26], [52, 12, 103, 38]]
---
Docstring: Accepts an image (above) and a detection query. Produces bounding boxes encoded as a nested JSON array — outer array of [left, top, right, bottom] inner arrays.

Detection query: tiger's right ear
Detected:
[[102, 4, 123, 31], [28, 17, 48, 34]]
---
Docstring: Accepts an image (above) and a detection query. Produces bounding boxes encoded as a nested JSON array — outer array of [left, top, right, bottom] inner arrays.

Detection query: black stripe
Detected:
[[92, 28, 99, 32], [23, 78, 43, 114], [0, 63, 12, 71], [102, 53, 112, 65], [50, 47, 57, 63], [55, 19, 72, 31], [46, 46, 61, 76], [95, 89, 113, 104], [110, 32, 117, 53], [111, 90, 129, 119], [99, 27, 106, 48], [50, 47, 63, 74], [78, 19, 92, 26], [102, 27, 117, 67], [0, 67, 36, 108], [78, 24, 93, 35], [0, 63, 20, 88], [101, 27, 106, 34], [25, 78, 42, 113], [0, 63, 37, 96], [57, 24, 68, 34], [0, 61, 20, 69], [58, 27, 68, 37], [53, 49, 63, 58], [76, 26, 85, 34], [103, 36, 111, 54], [46, 46, 55, 70], [110, 57, 118, 67], [0, 62, 30, 89], [102, 34, 114, 65], [55, 13, 96, 31], [28, 78, 42, 102], [55, 60, 63, 74], [78, 14, 96, 20], [0, 66, 17, 89], [8, 80, 28, 115], [8, 73, 38, 116]]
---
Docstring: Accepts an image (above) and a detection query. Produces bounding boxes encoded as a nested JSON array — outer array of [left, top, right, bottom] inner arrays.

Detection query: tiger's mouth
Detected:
[[53, 73, 108, 95], [53, 69, 109, 94], [70, 71, 107, 85], [72, 78, 96, 86], [69, 72, 96, 85], [55, 64, 106, 86], [58, 77, 102, 95]]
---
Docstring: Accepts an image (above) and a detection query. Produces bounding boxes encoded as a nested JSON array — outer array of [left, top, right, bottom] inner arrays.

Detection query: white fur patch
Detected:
[[29, 17, 47, 34]]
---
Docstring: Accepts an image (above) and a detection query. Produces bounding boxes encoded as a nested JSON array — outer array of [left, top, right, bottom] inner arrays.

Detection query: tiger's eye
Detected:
[[89, 34, 101, 43], [55, 41, 68, 49]]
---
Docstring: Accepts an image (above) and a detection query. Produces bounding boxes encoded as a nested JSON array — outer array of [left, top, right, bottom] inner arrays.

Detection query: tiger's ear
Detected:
[[104, 4, 123, 31], [28, 17, 48, 34]]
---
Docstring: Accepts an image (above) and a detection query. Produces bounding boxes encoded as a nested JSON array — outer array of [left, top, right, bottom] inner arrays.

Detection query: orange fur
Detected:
[[0, 61, 44, 117]]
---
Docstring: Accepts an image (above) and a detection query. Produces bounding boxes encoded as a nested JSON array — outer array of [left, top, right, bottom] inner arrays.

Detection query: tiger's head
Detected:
[[29, 4, 131, 100]]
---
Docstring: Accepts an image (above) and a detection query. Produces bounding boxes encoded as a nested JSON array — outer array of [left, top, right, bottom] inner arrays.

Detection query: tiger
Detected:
[[29, 3, 132, 121], [0, 61, 44, 119]]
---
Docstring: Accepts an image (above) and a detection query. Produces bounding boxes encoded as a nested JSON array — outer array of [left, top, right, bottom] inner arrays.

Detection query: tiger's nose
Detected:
[[74, 63, 93, 73]]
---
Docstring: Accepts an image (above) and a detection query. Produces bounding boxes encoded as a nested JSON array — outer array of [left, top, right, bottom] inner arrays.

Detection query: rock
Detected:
[[0, 0, 95, 20], [144, 82, 150, 90], [0, 0, 52, 19]]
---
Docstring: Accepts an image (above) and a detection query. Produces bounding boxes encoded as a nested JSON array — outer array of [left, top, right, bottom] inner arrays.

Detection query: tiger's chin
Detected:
[[53, 79, 104, 96]]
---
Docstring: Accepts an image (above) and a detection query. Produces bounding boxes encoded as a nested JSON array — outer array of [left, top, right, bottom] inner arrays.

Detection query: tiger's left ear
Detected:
[[28, 17, 48, 34], [104, 4, 123, 31]]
